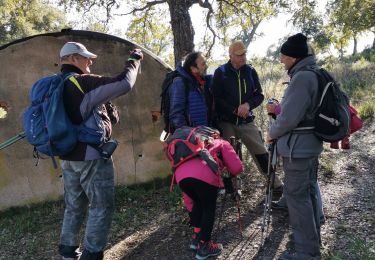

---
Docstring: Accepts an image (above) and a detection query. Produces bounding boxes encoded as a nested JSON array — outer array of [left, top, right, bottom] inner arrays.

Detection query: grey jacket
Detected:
[[269, 56, 323, 158]]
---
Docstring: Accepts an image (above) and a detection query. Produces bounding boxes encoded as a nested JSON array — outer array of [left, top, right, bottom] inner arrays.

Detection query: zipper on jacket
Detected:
[[236, 70, 242, 125]]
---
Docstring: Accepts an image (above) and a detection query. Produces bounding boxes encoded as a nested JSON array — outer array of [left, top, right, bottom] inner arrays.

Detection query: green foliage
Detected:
[[290, 0, 323, 37], [327, 0, 375, 55], [215, 0, 288, 49], [165, 186, 182, 211], [332, 236, 375, 260], [0, 0, 68, 45], [358, 47, 375, 62], [327, 58, 375, 102], [0, 200, 63, 238], [251, 48, 375, 132], [124, 5, 173, 64], [113, 183, 183, 228], [358, 102, 375, 119], [84, 20, 109, 33], [320, 155, 335, 176], [0, 180, 184, 258], [328, 0, 375, 36]]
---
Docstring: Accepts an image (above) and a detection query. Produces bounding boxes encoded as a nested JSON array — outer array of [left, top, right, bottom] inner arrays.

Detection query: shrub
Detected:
[[358, 102, 375, 119]]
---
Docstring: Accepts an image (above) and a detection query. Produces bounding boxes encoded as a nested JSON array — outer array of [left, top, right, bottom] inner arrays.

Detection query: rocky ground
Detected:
[[103, 119, 375, 260]]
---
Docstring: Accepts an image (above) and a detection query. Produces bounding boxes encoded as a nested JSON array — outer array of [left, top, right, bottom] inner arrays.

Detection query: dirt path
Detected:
[[104, 119, 375, 260]]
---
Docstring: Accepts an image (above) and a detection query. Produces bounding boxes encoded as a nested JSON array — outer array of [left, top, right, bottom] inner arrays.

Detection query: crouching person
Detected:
[[169, 127, 243, 259]]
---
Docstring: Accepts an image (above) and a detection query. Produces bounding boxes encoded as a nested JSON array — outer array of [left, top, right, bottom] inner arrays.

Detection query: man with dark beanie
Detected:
[[266, 33, 323, 259]]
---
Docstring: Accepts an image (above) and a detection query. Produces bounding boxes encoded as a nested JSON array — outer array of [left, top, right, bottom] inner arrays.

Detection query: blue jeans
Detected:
[[59, 158, 114, 255]]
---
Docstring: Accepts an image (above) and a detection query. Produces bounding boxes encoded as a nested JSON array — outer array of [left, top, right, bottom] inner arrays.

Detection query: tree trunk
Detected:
[[352, 36, 357, 55], [242, 23, 260, 50], [168, 0, 195, 67], [339, 43, 344, 60]]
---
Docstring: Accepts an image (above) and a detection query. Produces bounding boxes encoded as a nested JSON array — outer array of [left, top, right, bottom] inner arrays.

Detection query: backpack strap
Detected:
[[245, 65, 255, 94], [293, 67, 325, 131], [171, 75, 191, 127]]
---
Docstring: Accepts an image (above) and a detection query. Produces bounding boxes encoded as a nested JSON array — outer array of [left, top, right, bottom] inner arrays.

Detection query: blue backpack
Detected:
[[23, 73, 93, 168], [24, 73, 110, 167]]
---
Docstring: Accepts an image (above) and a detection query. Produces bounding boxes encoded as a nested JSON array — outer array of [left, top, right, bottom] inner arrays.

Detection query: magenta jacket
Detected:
[[175, 138, 243, 211]]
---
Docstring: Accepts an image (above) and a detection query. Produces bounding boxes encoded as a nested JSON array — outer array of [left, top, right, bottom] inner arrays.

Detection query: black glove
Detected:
[[129, 48, 143, 61], [223, 177, 234, 194]]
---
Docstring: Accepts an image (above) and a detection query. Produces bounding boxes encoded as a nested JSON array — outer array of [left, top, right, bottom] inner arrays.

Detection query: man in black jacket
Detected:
[[212, 40, 283, 193], [58, 42, 143, 260]]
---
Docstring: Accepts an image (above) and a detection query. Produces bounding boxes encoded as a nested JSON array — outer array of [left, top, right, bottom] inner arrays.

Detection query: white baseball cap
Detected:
[[60, 42, 97, 58]]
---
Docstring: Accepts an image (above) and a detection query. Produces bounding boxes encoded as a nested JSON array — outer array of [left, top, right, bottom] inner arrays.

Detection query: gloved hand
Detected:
[[223, 177, 234, 194], [266, 98, 280, 119], [129, 48, 143, 61]]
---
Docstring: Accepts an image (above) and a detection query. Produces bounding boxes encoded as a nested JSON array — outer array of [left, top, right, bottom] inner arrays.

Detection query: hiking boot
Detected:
[[195, 240, 223, 260], [190, 232, 200, 250], [279, 251, 321, 260], [59, 245, 81, 260], [61, 252, 81, 260], [79, 250, 103, 260]]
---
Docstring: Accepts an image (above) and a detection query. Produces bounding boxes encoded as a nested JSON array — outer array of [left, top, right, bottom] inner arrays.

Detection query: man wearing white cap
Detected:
[[57, 41, 143, 260], [212, 40, 283, 196]]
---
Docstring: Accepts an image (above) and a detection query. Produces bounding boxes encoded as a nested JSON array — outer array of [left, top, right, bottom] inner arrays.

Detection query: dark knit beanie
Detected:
[[280, 33, 308, 58]]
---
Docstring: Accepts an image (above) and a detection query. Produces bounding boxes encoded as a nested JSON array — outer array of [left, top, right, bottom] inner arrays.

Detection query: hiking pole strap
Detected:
[[0, 131, 26, 151]]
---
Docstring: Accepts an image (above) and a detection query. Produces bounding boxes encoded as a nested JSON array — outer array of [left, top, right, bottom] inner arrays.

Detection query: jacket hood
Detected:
[[176, 65, 198, 85], [289, 55, 317, 77]]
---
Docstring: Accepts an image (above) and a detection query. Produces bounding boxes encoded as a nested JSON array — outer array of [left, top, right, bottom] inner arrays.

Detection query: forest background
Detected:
[[1, 0, 375, 116]]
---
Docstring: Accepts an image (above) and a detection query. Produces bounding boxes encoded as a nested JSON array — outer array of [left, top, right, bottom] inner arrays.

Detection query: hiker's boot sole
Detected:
[[195, 249, 222, 260]]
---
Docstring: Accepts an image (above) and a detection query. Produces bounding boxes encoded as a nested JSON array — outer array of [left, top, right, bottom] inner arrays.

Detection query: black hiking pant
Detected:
[[179, 178, 218, 242]]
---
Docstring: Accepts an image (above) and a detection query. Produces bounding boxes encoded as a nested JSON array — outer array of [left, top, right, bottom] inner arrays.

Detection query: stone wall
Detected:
[[0, 30, 170, 210]]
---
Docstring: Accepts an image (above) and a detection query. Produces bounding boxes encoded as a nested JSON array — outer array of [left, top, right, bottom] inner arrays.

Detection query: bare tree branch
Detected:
[[198, 0, 217, 58], [117, 0, 167, 16]]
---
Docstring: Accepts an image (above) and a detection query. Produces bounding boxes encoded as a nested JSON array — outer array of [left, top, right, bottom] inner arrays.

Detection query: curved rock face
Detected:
[[0, 30, 170, 210]]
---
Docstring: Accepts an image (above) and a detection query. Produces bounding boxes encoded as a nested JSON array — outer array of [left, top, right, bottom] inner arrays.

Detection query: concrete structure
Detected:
[[0, 30, 170, 210]]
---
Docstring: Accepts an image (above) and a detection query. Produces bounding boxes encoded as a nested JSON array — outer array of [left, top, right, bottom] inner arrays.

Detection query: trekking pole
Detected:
[[216, 188, 227, 235], [0, 131, 26, 151], [215, 136, 235, 236], [230, 137, 244, 236], [260, 112, 277, 247]]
